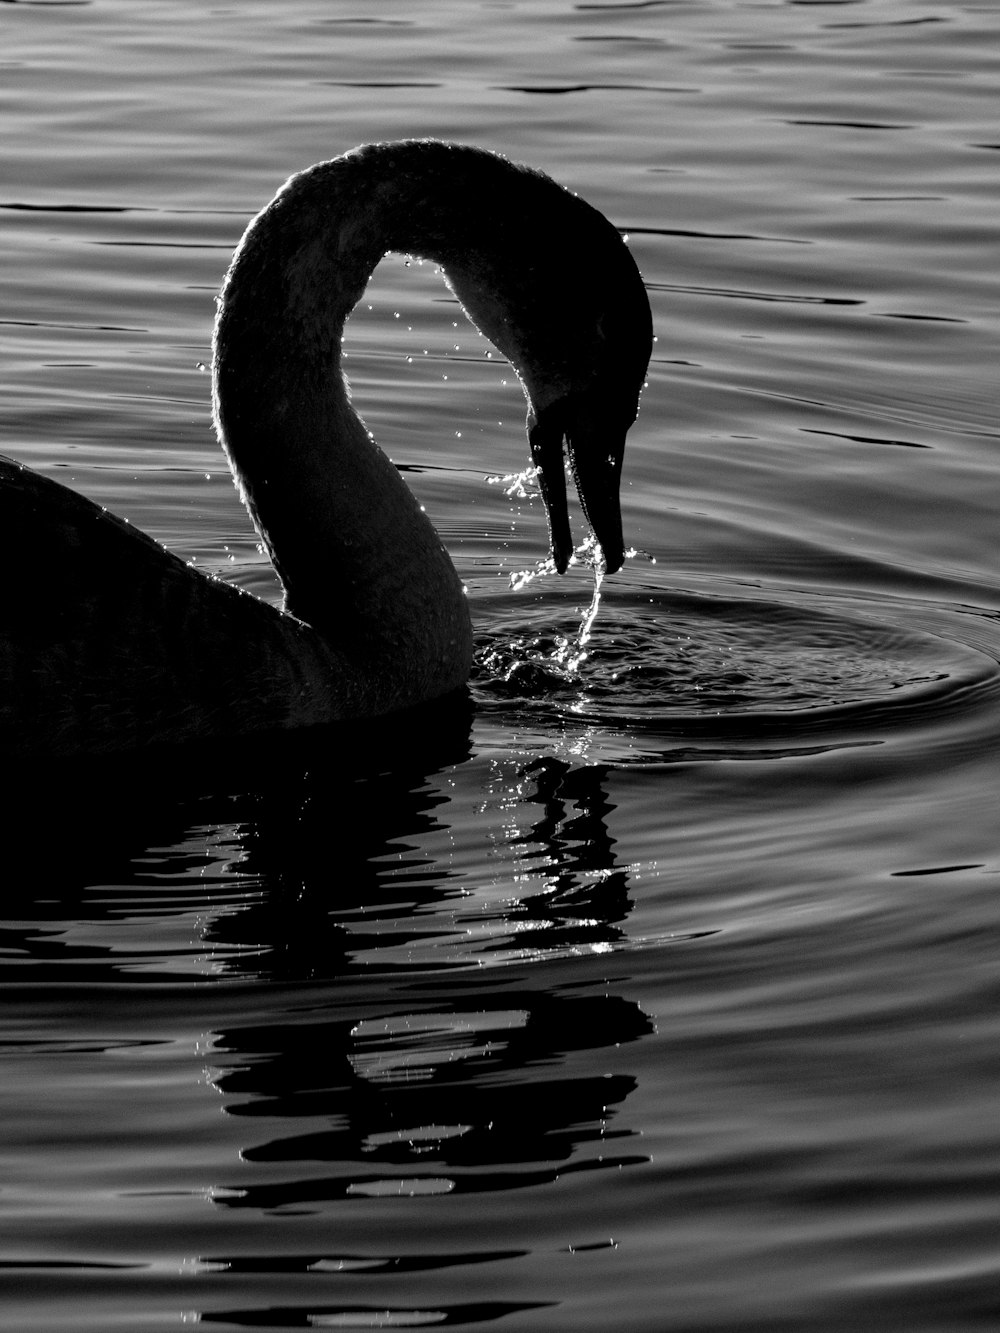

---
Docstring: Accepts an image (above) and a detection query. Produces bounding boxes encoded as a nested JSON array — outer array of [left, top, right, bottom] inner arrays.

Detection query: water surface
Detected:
[[2, 1, 999, 1329]]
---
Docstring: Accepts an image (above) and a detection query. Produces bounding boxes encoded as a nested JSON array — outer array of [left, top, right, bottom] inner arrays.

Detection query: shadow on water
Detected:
[[4, 687, 669, 979], [5, 691, 476, 899], [4, 689, 657, 1322], [195, 747, 653, 1327], [209, 983, 652, 1211], [205, 751, 647, 979]]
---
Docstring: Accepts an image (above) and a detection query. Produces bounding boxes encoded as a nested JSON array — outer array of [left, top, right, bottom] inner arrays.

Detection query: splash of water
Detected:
[[502, 533, 607, 677], [485, 464, 540, 501], [509, 558, 557, 593], [485, 465, 654, 681], [551, 538, 605, 675]]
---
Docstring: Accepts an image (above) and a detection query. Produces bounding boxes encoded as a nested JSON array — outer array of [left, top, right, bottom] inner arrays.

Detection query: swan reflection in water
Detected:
[[195, 756, 654, 1219], [0, 139, 652, 758]]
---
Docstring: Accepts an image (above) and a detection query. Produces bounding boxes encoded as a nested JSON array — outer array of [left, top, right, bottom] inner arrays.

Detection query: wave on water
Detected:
[[474, 581, 1000, 759]]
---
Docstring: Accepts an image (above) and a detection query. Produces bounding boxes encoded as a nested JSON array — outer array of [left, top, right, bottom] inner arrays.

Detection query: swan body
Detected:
[[1, 140, 652, 758]]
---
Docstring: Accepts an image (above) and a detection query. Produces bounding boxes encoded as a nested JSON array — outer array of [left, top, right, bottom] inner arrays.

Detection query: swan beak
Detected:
[[567, 424, 625, 575], [528, 400, 626, 575], [528, 406, 573, 573]]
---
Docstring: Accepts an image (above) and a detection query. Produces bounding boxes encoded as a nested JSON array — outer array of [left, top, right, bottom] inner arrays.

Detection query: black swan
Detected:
[[0, 140, 652, 757]]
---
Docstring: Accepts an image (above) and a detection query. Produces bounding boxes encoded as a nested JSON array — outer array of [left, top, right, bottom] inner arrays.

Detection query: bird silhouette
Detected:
[[0, 140, 652, 757]]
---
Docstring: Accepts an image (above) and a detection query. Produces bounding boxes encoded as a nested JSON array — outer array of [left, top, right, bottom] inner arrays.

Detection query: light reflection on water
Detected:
[[2, 0, 999, 1329]]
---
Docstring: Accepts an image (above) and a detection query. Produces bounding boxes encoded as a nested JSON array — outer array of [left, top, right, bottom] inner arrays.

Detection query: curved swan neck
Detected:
[[212, 145, 482, 692], [211, 140, 649, 699]]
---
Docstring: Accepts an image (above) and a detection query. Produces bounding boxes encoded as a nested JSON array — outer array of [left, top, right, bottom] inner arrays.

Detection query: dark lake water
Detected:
[[2, 1, 999, 1329]]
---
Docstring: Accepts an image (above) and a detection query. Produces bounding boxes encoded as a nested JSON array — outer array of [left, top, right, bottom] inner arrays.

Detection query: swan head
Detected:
[[521, 279, 651, 575], [437, 154, 652, 577], [450, 255, 650, 575]]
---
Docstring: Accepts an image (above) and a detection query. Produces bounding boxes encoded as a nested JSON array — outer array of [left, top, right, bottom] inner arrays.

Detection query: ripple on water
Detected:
[[473, 588, 1000, 756]]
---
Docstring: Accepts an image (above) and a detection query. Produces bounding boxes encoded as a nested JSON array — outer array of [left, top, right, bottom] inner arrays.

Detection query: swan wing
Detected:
[[0, 455, 342, 756]]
